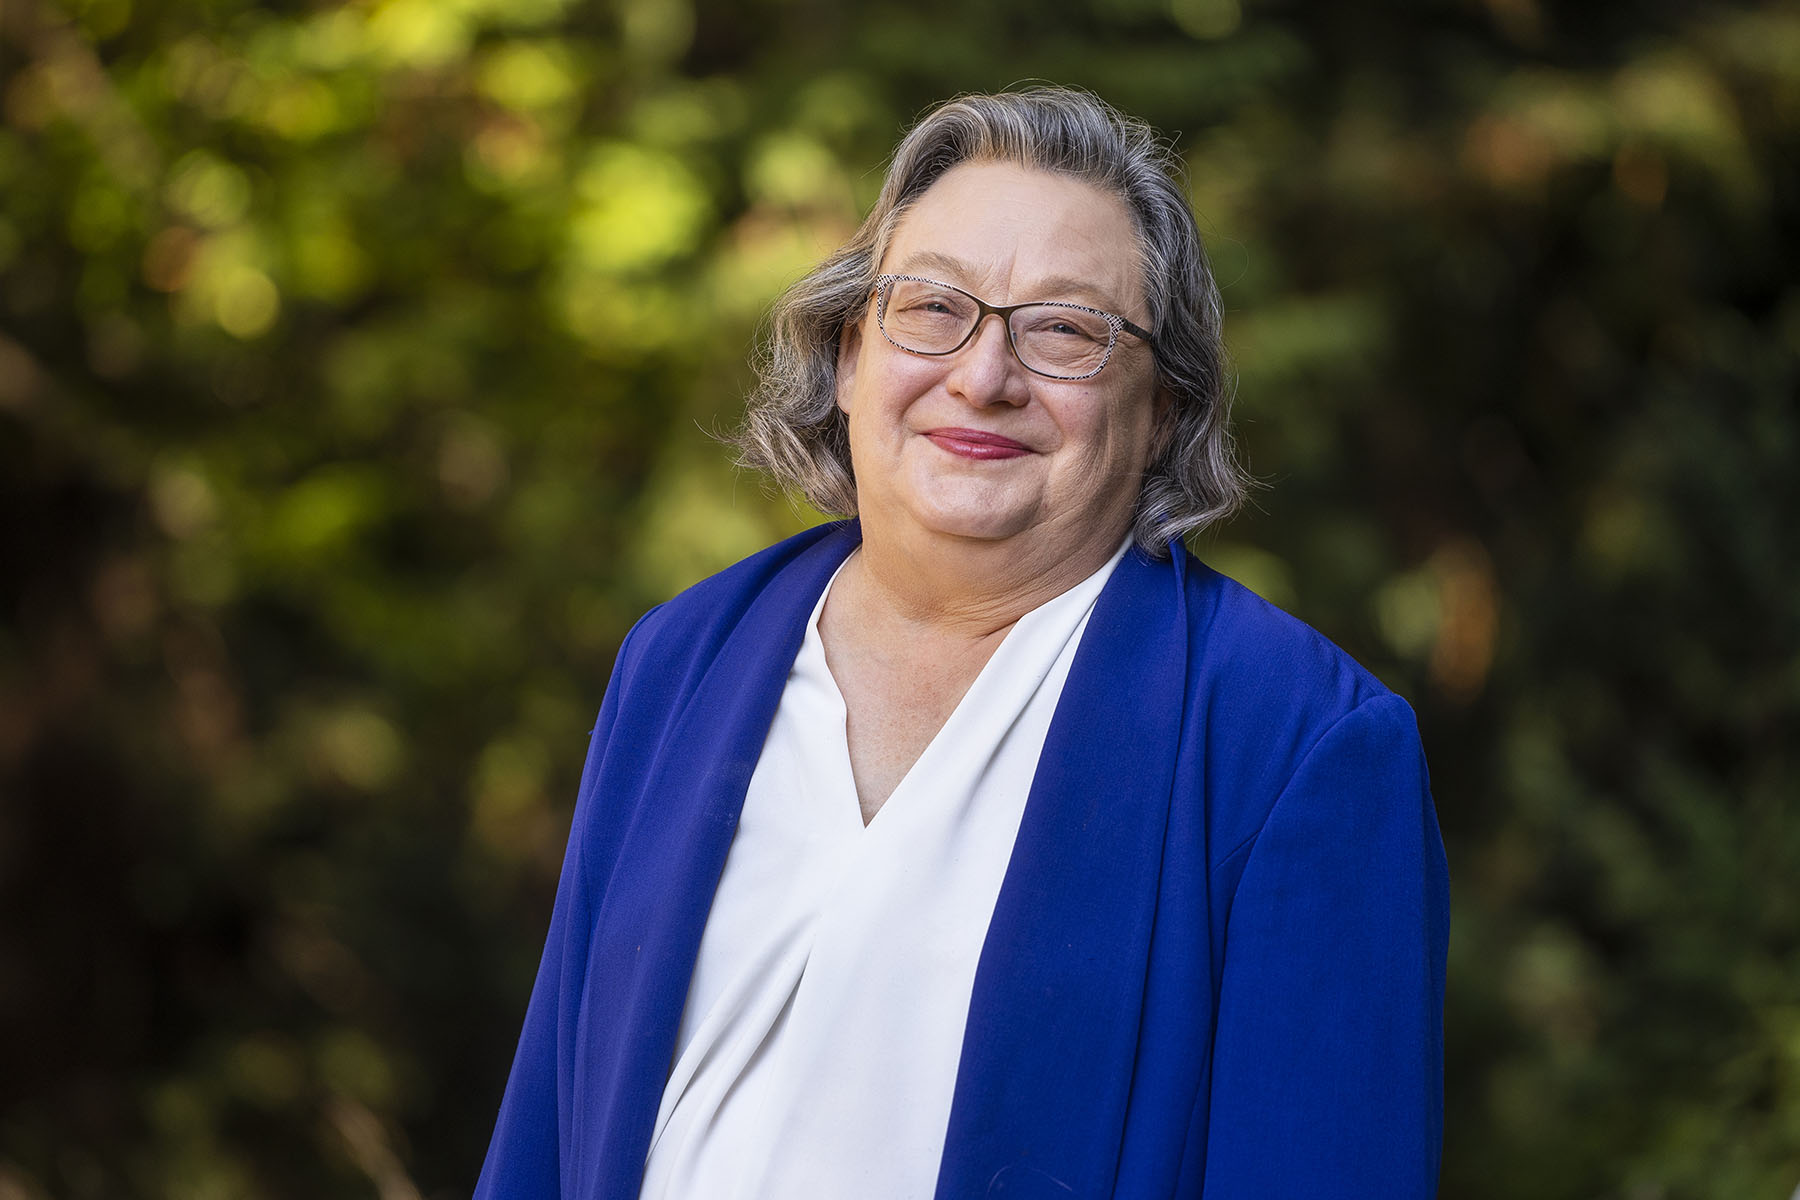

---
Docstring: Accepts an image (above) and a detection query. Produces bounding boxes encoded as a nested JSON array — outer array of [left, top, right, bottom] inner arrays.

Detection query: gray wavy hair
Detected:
[[734, 86, 1249, 557]]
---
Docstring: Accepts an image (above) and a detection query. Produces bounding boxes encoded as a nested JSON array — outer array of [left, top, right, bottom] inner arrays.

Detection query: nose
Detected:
[[943, 313, 1031, 407]]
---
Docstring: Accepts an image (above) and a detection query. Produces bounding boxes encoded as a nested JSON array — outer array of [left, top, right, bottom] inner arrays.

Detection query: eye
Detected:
[[1017, 307, 1109, 343], [891, 285, 974, 321]]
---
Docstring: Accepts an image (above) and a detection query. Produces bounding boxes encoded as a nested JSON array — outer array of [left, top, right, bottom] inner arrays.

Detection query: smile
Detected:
[[922, 428, 1032, 460]]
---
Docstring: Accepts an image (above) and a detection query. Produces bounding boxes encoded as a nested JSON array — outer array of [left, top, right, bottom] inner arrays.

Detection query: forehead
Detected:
[[882, 161, 1145, 313]]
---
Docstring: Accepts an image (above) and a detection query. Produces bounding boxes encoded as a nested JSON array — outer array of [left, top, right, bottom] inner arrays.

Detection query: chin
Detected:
[[907, 507, 1022, 539], [881, 496, 1020, 542], [905, 487, 1037, 543], [931, 519, 1030, 544]]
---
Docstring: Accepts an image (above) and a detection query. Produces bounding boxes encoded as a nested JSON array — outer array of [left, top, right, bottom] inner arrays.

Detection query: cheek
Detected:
[[1078, 401, 1157, 485], [849, 355, 937, 425], [840, 363, 909, 469], [1111, 369, 1162, 459], [1082, 388, 1155, 455]]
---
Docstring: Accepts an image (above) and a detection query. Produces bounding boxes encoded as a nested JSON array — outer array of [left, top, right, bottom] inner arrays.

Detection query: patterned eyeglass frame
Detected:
[[872, 273, 1155, 382]]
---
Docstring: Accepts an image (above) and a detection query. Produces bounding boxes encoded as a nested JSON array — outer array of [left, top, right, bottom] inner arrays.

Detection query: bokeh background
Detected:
[[2, 0, 1796, 1195]]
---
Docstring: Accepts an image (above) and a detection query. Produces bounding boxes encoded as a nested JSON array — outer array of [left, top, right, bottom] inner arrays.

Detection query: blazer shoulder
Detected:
[[573, 519, 857, 865], [623, 520, 855, 679], [1183, 553, 1400, 725], [1175, 551, 1423, 856]]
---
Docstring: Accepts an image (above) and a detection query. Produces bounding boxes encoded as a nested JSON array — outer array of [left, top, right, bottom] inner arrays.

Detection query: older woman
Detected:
[[476, 88, 1448, 1200]]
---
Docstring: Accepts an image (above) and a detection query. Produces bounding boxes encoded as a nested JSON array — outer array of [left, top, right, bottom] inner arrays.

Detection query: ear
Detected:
[[835, 316, 863, 416]]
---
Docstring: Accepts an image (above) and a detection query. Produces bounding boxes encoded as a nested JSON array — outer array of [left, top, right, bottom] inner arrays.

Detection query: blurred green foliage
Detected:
[[2, 0, 1796, 1196]]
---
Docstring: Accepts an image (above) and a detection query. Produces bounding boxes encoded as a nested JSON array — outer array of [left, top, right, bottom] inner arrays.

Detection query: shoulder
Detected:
[[1180, 551, 1397, 720], [604, 521, 856, 719], [572, 519, 859, 853], [617, 519, 857, 686], [1166, 547, 1426, 853]]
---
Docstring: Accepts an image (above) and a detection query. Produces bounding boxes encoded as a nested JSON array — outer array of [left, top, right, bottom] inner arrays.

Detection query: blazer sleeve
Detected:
[[1201, 692, 1450, 1198], [473, 615, 653, 1199]]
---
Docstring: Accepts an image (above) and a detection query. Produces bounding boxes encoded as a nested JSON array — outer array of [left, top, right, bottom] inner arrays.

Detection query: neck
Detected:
[[844, 511, 1130, 641]]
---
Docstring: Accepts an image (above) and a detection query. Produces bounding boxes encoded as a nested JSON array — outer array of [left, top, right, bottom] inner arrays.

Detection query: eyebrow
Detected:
[[890, 250, 1133, 315]]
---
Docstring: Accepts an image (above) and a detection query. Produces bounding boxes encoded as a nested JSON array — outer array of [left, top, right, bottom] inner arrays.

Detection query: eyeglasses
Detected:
[[873, 274, 1154, 381]]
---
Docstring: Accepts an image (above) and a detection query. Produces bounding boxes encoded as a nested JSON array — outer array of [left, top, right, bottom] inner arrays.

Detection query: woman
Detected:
[[476, 87, 1448, 1200]]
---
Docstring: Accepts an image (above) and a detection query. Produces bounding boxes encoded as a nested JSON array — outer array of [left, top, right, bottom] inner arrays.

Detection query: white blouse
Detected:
[[638, 543, 1127, 1200]]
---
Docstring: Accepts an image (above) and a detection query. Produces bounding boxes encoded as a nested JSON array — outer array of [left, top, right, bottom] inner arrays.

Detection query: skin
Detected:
[[819, 160, 1163, 822]]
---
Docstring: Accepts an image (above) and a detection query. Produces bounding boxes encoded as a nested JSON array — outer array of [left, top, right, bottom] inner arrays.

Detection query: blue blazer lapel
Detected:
[[576, 524, 859, 1198], [935, 546, 1190, 1200]]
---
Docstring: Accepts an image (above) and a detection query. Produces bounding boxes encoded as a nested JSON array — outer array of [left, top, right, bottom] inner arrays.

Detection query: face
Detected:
[[836, 160, 1162, 561]]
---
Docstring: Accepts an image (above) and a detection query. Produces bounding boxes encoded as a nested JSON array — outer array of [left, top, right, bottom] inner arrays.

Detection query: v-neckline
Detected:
[[802, 542, 1130, 830]]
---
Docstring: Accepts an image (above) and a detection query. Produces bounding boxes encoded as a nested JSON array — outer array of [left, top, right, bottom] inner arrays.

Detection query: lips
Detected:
[[922, 427, 1032, 460]]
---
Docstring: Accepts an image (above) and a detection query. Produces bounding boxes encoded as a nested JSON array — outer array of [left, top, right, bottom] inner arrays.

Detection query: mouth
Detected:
[[922, 427, 1032, 461]]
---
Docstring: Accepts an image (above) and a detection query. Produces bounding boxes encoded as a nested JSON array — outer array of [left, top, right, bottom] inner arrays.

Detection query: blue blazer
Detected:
[[475, 521, 1449, 1199]]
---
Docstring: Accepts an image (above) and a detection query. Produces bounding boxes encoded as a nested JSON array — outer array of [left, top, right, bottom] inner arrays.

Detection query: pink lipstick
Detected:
[[923, 428, 1031, 460]]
